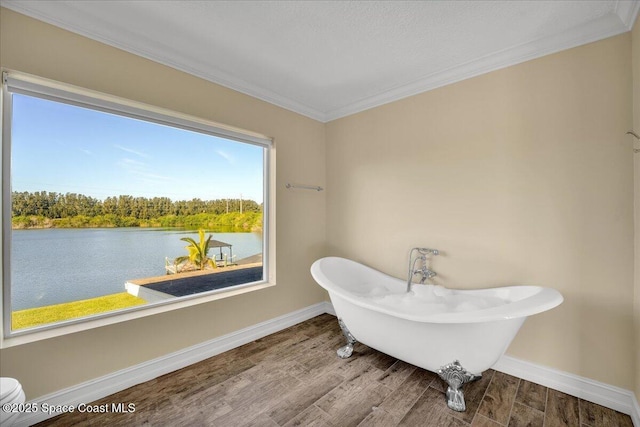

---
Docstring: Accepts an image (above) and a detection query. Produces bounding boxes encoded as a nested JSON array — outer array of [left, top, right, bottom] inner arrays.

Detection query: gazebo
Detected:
[[165, 238, 235, 274], [209, 239, 234, 266]]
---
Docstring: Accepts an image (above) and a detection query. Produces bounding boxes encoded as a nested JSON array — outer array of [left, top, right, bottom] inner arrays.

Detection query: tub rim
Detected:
[[311, 256, 563, 324]]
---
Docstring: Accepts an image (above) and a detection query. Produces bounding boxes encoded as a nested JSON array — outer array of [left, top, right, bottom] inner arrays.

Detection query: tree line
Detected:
[[12, 191, 262, 231]]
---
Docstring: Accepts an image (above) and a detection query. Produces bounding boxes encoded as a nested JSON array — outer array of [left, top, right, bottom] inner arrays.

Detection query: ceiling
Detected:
[[1, 1, 638, 122]]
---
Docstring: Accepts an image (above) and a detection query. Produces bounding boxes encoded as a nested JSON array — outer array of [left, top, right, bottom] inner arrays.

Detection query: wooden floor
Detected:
[[36, 314, 633, 427]]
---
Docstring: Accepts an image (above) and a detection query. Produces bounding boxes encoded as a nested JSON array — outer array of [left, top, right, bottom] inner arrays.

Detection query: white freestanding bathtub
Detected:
[[310, 256, 563, 411]]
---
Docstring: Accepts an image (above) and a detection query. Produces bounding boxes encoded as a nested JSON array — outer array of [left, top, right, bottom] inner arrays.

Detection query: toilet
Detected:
[[0, 378, 26, 426]]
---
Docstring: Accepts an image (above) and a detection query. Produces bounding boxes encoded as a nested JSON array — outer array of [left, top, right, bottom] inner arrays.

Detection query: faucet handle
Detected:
[[418, 268, 437, 284], [417, 248, 439, 256]]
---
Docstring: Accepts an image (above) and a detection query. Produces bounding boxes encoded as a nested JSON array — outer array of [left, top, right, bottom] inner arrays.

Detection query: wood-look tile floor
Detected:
[[36, 314, 633, 427]]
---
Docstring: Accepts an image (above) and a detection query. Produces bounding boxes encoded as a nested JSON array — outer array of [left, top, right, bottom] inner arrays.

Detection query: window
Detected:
[[1, 71, 272, 338]]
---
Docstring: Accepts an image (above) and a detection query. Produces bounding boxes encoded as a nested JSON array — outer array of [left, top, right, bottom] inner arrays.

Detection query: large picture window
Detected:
[[2, 71, 272, 337]]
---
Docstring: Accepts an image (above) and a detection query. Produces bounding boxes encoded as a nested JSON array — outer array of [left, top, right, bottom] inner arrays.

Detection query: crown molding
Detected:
[[0, 1, 327, 122], [2, 1, 638, 123], [615, 0, 640, 29], [324, 7, 636, 121]]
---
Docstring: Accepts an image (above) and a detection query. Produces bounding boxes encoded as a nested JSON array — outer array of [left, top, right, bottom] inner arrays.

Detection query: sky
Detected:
[[10, 94, 264, 204]]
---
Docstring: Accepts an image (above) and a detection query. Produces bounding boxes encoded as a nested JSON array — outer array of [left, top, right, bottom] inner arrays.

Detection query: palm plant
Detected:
[[175, 229, 217, 270]]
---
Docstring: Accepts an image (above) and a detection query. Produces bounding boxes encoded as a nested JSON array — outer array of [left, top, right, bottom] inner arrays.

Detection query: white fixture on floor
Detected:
[[311, 255, 563, 412], [0, 377, 26, 426]]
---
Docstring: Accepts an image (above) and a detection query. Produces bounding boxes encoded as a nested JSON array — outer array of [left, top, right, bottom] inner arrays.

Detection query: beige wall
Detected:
[[633, 18, 640, 403], [0, 8, 327, 399], [326, 34, 635, 389]]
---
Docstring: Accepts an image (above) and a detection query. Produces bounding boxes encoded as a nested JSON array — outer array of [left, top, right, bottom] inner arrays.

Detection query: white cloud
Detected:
[[113, 144, 149, 158], [216, 149, 235, 164], [117, 158, 172, 185]]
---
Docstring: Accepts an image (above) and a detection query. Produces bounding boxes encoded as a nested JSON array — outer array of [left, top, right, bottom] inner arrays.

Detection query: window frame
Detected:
[[0, 70, 275, 347]]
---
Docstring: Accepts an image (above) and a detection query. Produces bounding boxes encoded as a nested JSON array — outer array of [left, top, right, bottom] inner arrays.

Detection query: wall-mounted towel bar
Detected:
[[286, 183, 324, 191], [627, 131, 640, 153]]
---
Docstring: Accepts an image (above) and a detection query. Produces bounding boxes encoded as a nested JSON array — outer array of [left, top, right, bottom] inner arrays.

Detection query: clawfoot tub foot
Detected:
[[437, 360, 481, 412], [337, 318, 357, 359]]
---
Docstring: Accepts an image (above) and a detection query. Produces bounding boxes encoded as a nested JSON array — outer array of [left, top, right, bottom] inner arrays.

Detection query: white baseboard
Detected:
[[16, 301, 333, 427], [493, 355, 639, 426], [15, 300, 639, 427]]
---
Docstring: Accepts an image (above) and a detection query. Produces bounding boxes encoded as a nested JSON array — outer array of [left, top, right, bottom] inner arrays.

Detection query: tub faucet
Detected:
[[418, 266, 437, 283], [407, 247, 439, 292]]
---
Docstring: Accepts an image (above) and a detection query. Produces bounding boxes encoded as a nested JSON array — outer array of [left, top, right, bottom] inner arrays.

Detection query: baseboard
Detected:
[[327, 298, 637, 425], [15, 301, 333, 427], [493, 356, 640, 426], [323, 298, 336, 315], [15, 300, 639, 427]]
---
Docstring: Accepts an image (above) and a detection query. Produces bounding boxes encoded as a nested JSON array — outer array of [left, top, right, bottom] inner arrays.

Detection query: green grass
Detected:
[[12, 292, 147, 330]]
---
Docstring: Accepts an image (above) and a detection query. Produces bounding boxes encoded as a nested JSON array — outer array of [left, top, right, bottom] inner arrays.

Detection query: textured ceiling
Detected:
[[1, 1, 638, 122]]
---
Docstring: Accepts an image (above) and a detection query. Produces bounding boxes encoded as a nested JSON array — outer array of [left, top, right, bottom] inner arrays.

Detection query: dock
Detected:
[[126, 258, 263, 302]]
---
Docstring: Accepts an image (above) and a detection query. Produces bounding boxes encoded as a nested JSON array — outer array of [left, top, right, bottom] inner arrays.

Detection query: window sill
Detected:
[[0, 280, 276, 348]]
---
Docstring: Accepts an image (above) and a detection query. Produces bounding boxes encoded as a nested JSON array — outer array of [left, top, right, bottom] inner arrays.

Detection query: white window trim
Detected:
[[0, 69, 276, 348]]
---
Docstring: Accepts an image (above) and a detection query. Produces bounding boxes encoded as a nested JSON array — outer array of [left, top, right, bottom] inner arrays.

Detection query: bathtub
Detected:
[[310, 256, 563, 411]]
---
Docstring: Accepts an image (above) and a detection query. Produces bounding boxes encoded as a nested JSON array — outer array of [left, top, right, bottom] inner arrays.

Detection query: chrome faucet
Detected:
[[407, 247, 439, 292]]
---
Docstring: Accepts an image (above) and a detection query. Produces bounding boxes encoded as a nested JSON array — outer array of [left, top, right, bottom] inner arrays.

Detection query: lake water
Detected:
[[11, 228, 263, 310]]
